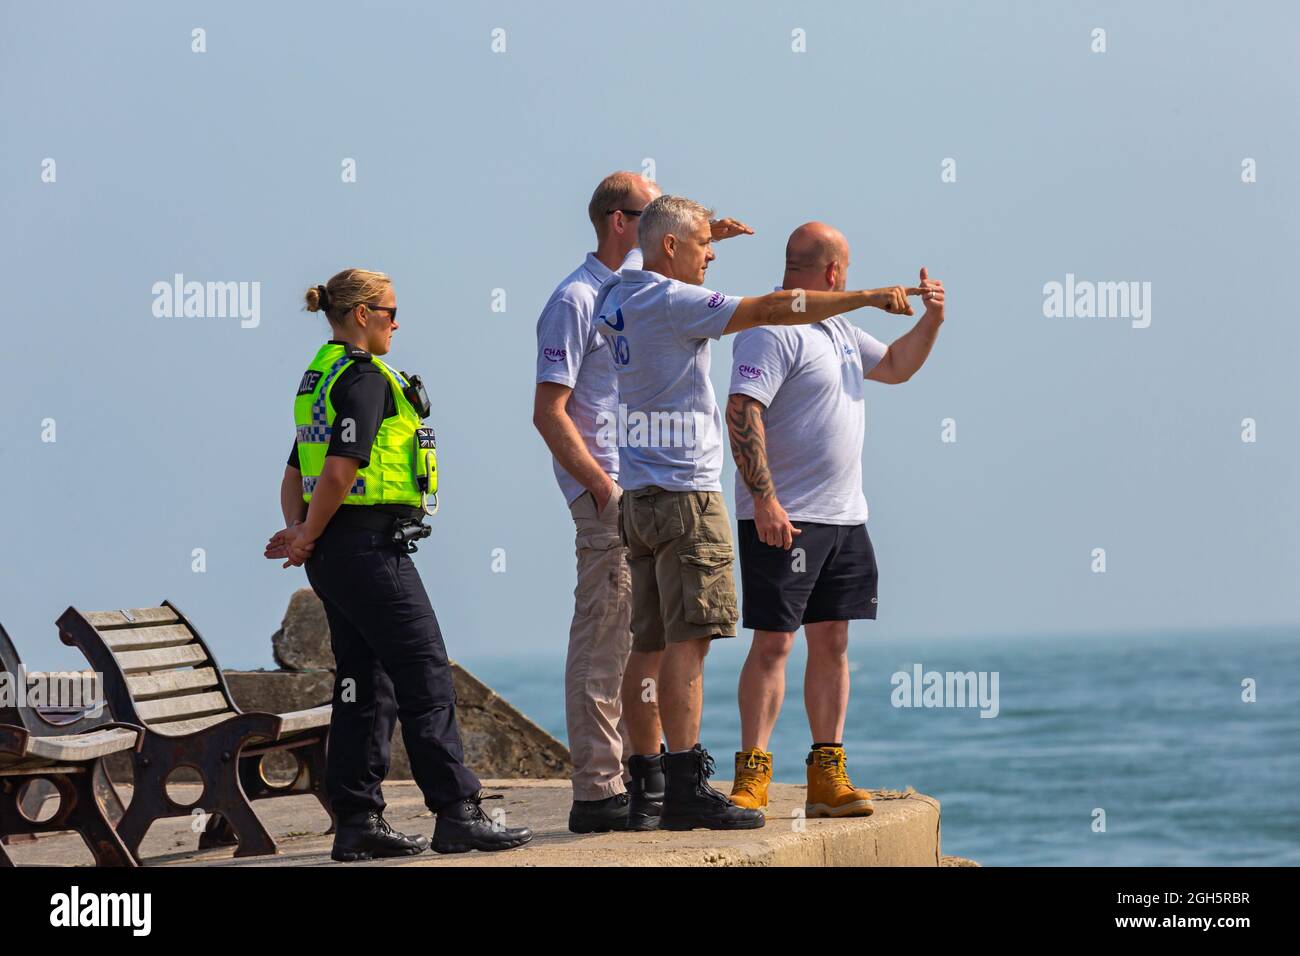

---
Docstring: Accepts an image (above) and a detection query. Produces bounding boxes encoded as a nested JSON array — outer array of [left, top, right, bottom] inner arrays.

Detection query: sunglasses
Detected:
[[362, 303, 397, 324], [605, 208, 644, 218]]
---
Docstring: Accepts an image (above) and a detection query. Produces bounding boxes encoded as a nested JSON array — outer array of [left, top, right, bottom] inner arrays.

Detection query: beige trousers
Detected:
[[565, 483, 633, 799]]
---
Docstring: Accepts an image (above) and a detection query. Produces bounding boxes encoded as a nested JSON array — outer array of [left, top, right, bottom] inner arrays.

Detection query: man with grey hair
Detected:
[[594, 195, 923, 830], [532, 173, 752, 834]]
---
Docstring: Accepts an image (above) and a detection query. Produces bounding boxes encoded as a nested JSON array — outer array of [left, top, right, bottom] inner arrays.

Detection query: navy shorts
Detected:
[[737, 520, 878, 632]]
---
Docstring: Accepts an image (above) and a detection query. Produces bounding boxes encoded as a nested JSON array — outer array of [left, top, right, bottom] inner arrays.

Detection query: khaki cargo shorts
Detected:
[[617, 486, 738, 652]]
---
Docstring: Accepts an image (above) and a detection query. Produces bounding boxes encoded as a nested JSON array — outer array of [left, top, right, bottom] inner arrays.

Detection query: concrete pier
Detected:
[[4, 779, 974, 867]]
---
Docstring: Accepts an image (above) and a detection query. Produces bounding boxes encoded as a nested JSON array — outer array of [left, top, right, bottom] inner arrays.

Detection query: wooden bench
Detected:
[[57, 601, 335, 861], [0, 623, 143, 867]]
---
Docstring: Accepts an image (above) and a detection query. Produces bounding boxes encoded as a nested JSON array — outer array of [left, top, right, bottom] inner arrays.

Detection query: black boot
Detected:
[[626, 750, 666, 831], [432, 792, 533, 854], [568, 792, 630, 834], [330, 810, 430, 862], [660, 744, 765, 831]]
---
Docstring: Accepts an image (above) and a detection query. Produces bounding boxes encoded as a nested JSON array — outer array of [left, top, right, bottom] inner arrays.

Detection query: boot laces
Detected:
[[734, 751, 771, 795], [699, 749, 717, 781], [465, 791, 504, 823], [694, 748, 731, 804], [818, 749, 853, 788]]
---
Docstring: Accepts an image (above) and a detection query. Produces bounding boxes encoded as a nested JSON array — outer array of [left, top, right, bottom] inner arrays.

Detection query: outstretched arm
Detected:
[[724, 285, 923, 336], [868, 268, 946, 384], [710, 217, 754, 241]]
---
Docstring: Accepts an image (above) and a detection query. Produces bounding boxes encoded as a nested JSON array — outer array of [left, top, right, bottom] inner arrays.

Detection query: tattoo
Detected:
[[726, 395, 775, 499]]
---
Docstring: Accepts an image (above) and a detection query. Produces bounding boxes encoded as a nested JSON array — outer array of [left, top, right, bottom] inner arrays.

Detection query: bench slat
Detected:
[[23, 728, 138, 762], [84, 607, 180, 630], [136, 692, 231, 724], [147, 713, 233, 737], [102, 624, 195, 652], [113, 644, 207, 674], [277, 706, 332, 736], [0, 761, 86, 776], [126, 667, 220, 701]]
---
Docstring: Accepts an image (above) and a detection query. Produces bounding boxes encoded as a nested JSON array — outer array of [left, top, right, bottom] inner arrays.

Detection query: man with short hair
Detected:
[[532, 173, 752, 834], [594, 197, 924, 830], [725, 222, 946, 818], [533, 171, 660, 834]]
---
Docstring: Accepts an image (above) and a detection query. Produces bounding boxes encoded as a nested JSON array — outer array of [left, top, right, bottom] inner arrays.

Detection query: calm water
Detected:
[[460, 628, 1300, 866]]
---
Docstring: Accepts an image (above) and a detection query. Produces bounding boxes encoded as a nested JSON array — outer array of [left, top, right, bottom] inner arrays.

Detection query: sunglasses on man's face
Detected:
[[363, 303, 397, 324], [605, 208, 644, 218]]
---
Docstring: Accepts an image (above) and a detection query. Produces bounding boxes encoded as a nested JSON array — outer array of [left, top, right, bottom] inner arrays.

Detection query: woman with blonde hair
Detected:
[[265, 268, 532, 859]]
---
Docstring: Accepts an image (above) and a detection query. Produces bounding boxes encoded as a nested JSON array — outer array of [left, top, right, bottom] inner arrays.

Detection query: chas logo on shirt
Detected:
[[706, 291, 726, 309], [543, 347, 567, 363], [737, 364, 763, 380]]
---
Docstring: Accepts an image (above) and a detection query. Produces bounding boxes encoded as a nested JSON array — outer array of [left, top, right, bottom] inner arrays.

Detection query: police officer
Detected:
[[265, 268, 532, 860]]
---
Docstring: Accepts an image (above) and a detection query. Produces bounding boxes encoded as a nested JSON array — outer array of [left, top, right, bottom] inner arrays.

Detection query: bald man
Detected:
[[725, 222, 946, 818], [594, 199, 923, 831]]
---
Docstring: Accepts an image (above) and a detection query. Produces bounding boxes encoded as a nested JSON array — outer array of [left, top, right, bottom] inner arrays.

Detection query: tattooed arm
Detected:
[[726, 394, 801, 549], [726, 393, 774, 498]]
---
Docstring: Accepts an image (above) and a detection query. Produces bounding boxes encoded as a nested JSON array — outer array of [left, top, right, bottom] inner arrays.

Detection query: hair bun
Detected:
[[316, 284, 331, 312]]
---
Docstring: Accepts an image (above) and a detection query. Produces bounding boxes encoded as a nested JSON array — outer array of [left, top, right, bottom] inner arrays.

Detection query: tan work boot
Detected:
[[729, 748, 773, 812], [805, 746, 874, 817]]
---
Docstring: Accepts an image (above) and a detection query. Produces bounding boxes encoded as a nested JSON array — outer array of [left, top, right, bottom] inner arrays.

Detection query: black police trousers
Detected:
[[304, 521, 481, 820]]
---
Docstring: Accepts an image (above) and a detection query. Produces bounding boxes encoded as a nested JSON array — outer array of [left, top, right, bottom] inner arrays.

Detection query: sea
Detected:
[[459, 627, 1300, 867]]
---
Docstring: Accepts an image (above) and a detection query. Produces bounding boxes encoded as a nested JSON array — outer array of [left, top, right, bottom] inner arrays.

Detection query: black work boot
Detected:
[[330, 810, 430, 862], [568, 792, 630, 834], [625, 750, 666, 831], [660, 744, 765, 831], [432, 792, 533, 853]]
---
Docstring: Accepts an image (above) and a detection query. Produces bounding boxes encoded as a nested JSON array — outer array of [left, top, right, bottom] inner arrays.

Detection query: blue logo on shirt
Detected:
[[612, 336, 630, 366], [601, 308, 625, 331]]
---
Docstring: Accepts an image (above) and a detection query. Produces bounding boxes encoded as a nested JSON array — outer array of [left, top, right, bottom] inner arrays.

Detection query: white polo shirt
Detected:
[[534, 248, 642, 504], [593, 269, 740, 492], [729, 311, 888, 524]]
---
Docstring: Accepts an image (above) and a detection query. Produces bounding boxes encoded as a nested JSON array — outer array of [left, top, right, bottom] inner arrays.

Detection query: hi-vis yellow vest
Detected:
[[293, 343, 437, 512]]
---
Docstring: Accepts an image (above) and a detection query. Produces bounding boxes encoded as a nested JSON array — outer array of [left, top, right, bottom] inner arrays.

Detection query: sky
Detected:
[[2, 0, 1297, 671]]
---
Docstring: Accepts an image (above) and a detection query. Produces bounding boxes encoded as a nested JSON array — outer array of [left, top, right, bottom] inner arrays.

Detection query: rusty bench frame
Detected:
[[57, 601, 335, 862], [0, 623, 143, 867]]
